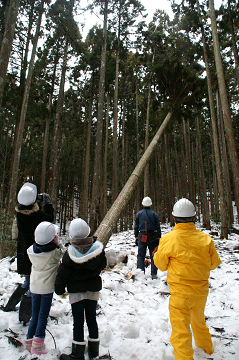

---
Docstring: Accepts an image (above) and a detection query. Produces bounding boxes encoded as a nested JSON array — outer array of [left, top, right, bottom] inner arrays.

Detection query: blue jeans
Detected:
[[137, 233, 158, 276], [71, 300, 98, 342], [27, 293, 53, 339]]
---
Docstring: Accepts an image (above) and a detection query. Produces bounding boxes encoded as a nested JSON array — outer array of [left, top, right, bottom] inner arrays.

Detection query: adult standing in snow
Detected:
[[153, 198, 221, 360], [134, 196, 161, 279], [3, 182, 54, 324], [55, 218, 107, 360], [25, 221, 63, 355]]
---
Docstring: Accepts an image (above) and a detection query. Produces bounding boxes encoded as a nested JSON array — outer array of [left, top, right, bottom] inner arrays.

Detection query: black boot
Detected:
[[3, 285, 27, 312], [60, 342, 86, 360], [88, 338, 99, 359], [19, 294, 32, 324]]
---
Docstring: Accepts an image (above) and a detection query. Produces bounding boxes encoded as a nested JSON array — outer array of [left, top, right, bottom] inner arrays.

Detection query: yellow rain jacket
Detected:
[[153, 222, 221, 297]]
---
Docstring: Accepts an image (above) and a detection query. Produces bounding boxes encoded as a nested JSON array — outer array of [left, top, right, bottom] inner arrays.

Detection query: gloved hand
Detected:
[[152, 246, 158, 257], [40, 193, 51, 204], [135, 238, 138, 246], [59, 292, 69, 299]]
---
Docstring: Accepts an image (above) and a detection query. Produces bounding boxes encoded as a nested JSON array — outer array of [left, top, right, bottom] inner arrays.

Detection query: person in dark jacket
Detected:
[[3, 182, 54, 323], [55, 218, 107, 360], [134, 196, 161, 279]]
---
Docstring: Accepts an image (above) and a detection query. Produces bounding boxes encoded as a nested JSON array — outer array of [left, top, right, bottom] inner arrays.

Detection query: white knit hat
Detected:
[[35, 221, 58, 245], [17, 182, 37, 206]]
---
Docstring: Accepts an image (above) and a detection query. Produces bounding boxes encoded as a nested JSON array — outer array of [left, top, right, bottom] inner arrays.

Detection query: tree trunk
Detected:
[[41, 52, 58, 193], [48, 40, 68, 212], [209, 0, 239, 219], [112, 26, 120, 204], [103, 93, 110, 216], [197, 0, 228, 237], [195, 115, 210, 229], [0, 0, 20, 107], [227, 0, 239, 89], [90, 0, 108, 233], [80, 84, 93, 222], [94, 111, 173, 246], [7, 0, 45, 215]]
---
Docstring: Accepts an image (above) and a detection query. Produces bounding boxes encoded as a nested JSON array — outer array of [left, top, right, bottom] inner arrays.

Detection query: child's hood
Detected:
[[68, 239, 103, 264]]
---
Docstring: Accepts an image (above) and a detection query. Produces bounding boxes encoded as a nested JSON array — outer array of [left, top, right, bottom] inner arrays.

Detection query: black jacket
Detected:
[[55, 240, 107, 295], [15, 202, 54, 275]]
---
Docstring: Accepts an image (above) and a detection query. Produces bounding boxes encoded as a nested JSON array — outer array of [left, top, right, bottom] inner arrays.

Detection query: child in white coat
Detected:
[[25, 221, 63, 355]]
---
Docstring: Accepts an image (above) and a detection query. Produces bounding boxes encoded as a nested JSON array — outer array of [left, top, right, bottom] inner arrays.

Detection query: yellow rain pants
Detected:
[[169, 294, 213, 360]]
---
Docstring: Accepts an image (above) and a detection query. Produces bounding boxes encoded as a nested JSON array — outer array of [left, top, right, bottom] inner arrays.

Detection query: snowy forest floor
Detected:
[[0, 220, 239, 360]]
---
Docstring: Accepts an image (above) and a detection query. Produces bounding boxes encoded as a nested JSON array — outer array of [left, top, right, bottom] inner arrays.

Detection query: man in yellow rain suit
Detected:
[[153, 198, 221, 360]]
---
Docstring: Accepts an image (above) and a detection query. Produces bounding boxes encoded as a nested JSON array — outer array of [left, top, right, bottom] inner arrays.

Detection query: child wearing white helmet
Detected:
[[25, 221, 63, 355], [55, 218, 107, 360], [153, 198, 221, 360]]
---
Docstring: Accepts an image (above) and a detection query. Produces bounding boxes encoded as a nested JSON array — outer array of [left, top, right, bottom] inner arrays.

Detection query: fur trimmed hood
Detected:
[[68, 240, 103, 264], [15, 202, 39, 215]]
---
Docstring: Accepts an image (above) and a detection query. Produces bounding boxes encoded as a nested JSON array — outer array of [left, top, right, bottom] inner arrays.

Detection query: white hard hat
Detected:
[[17, 182, 37, 206], [172, 198, 196, 217], [35, 221, 58, 245], [142, 197, 152, 207], [69, 218, 90, 239]]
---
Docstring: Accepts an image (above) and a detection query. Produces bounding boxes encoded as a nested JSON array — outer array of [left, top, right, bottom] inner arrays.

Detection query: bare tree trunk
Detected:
[[135, 82, 140, 213], [197, 0, 229, 237], [90, 0, 108, 233], [195, 115, 210, 229], [209, 0, 239, 219], [216, 91, 233, 226], [227, 0, 239, 89], [103, 93, 110, 216], [112, 26, 120, 204], [7, 0, 45, 215], [0, 0, 20, 107], [41, 53, 58, 193], [164, 133, 174, 225], [94, 111, 173, 246], [48, 40, 68, 212]]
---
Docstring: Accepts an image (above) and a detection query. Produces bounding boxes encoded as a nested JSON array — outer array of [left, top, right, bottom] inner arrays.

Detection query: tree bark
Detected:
[[0, 0, 20, 107], [90, 0, 108, 233], [48, 40, 68, 212], [94, 111, 173, 246], [209, 0, 239, 219], [197, 0, 229, 237], [7, 0, 45, 215]]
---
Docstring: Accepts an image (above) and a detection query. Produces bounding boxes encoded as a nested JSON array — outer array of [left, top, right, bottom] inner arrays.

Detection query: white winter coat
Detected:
[[27, 245, 62, 294]]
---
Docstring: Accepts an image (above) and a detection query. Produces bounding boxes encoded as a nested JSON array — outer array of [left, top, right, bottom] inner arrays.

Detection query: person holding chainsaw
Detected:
[[153, 198, 221, 360], [134, 196, 161, 279]]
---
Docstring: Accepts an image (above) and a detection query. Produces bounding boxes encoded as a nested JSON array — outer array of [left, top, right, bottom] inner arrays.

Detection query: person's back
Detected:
[[154, 222, 220, 297], [153, 198, 221, 360]]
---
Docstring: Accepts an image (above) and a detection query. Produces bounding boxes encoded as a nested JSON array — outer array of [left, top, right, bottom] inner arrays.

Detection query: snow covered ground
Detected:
[[0, 221, 239, 360]]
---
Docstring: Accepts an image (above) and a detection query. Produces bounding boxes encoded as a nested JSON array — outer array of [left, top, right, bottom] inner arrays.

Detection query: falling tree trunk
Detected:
[[195, 115, 210, 229], [0, 0, 20, 107], [94, 111, 173, 246], [48, 40, 68, 212], [90, 0, 108, 233], [209, 0, 239, 219], [197, 0, 228, 237], [7, 0, 45, 215]]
